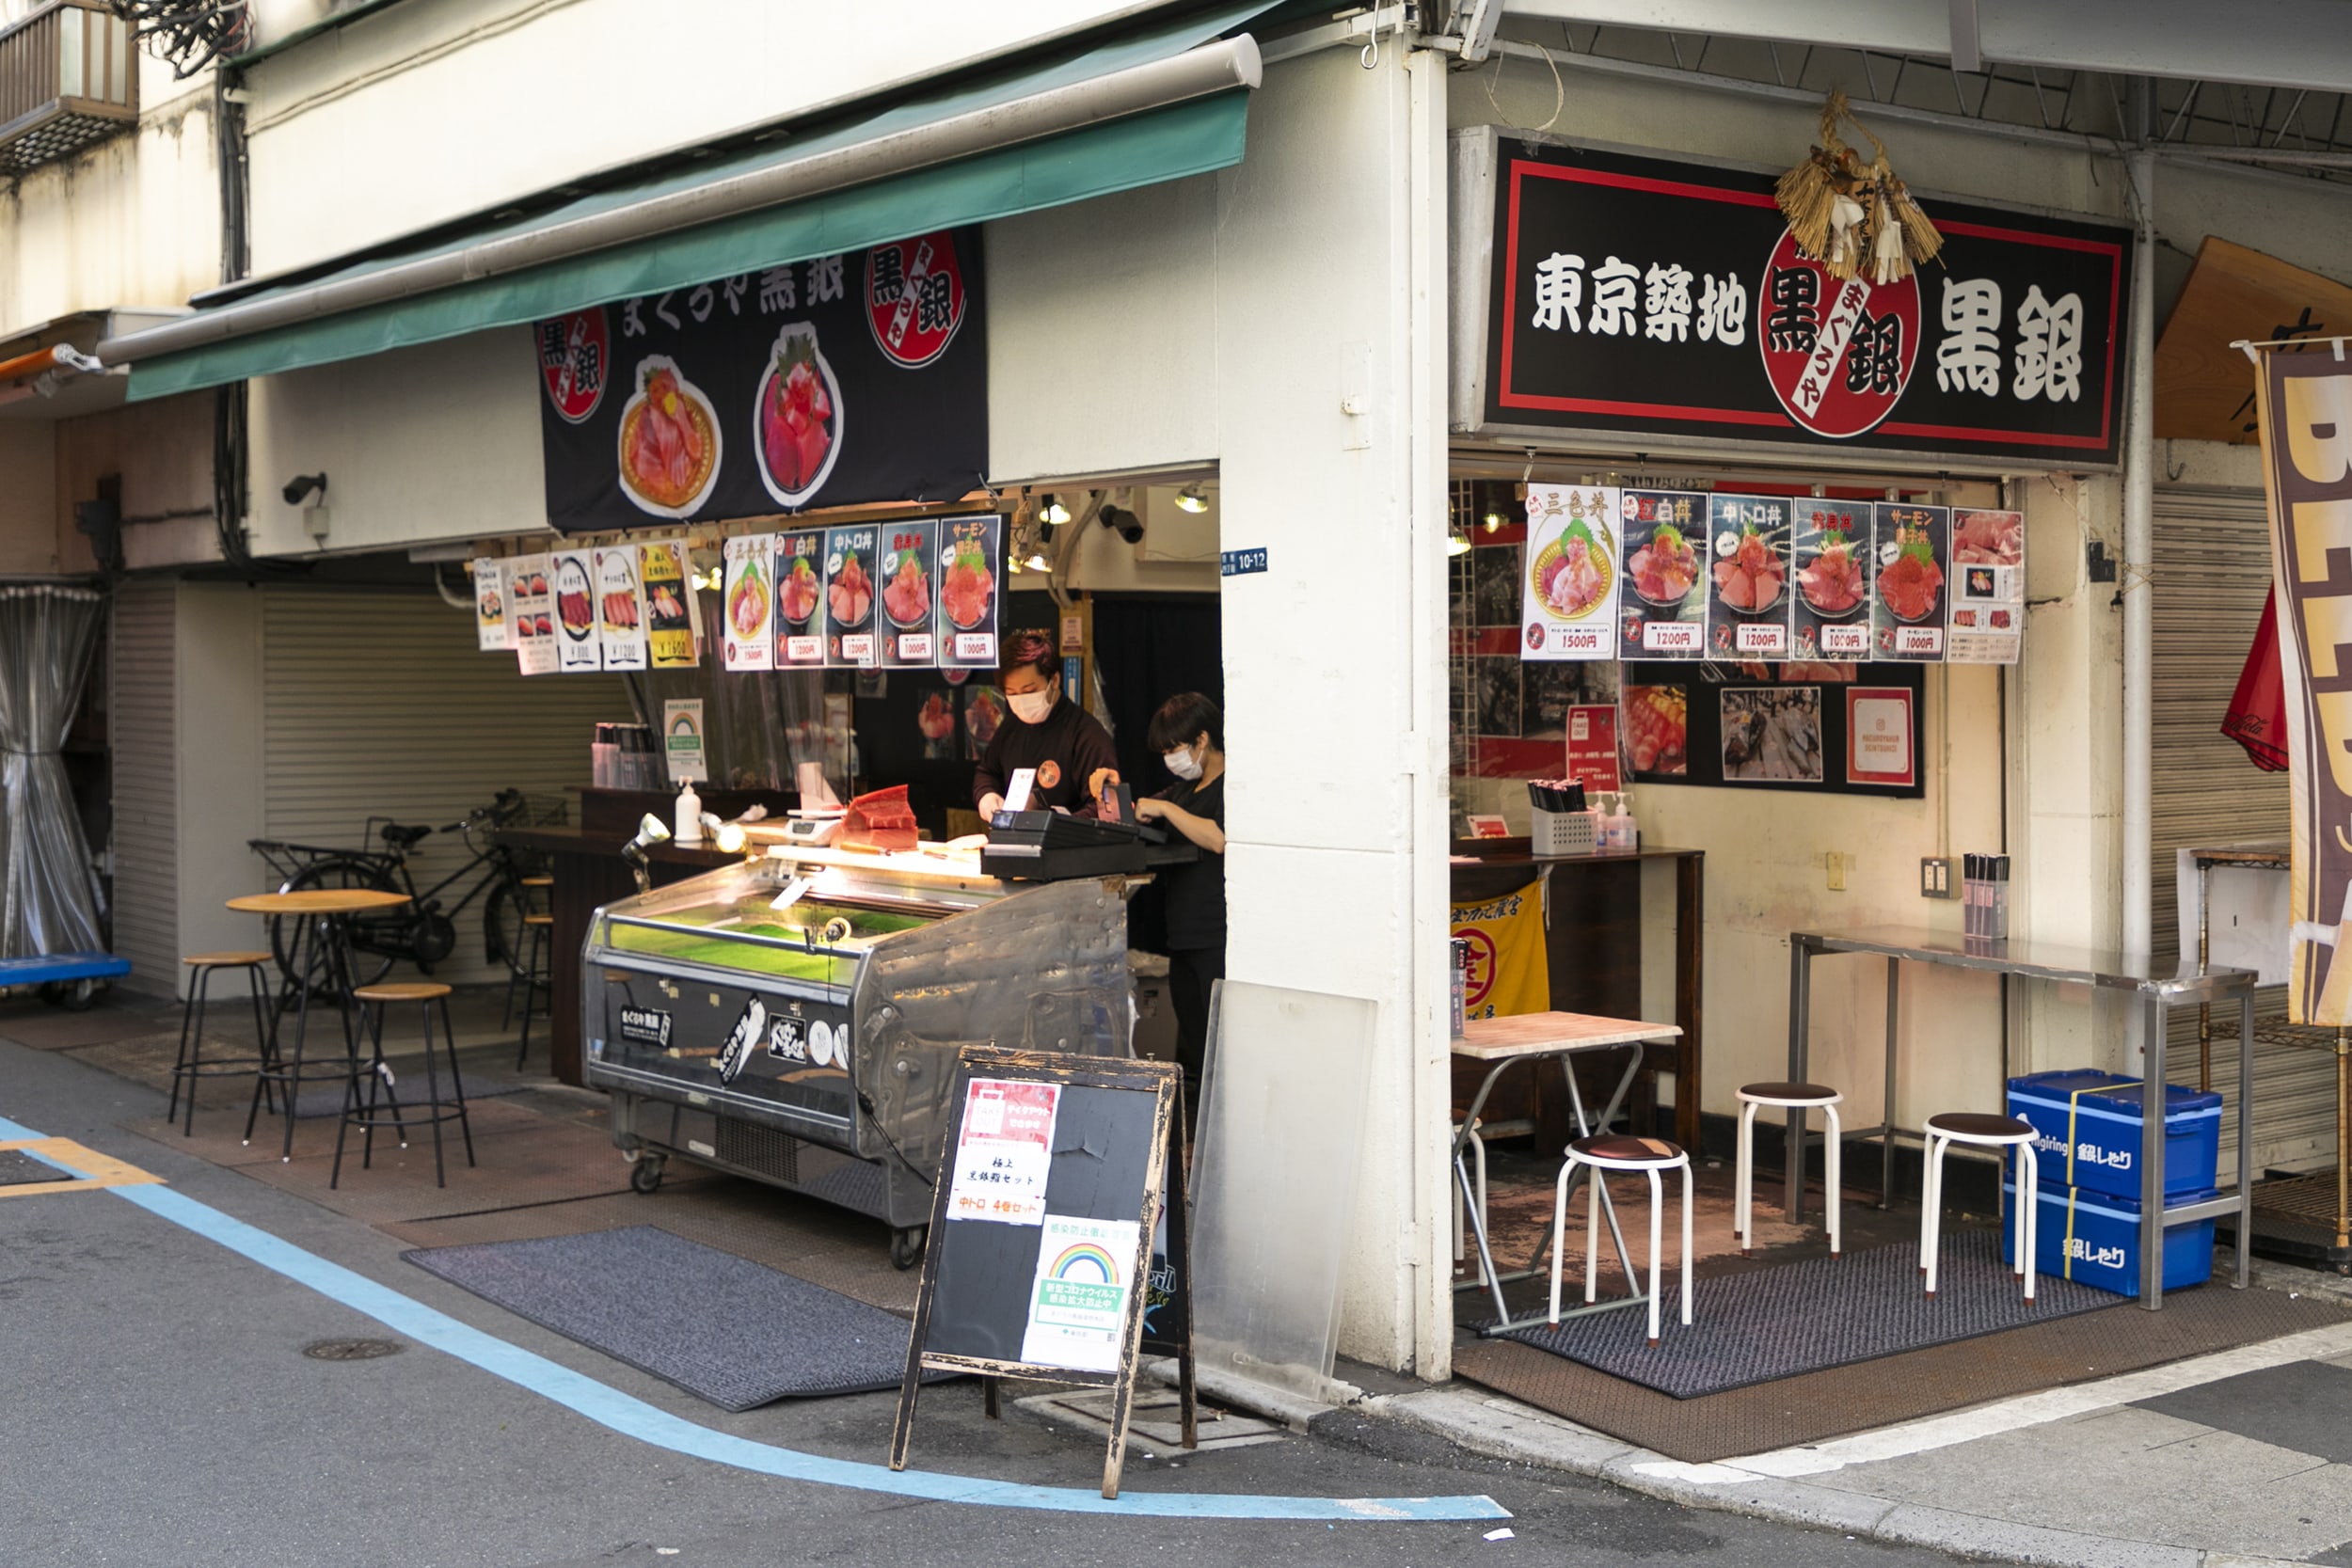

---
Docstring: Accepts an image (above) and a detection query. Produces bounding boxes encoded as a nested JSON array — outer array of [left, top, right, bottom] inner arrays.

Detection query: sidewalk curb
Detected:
[[1360, 1388, 2311, 1568]]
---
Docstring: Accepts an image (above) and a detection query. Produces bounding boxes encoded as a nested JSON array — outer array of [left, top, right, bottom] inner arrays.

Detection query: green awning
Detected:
[[122, 5, 1268, 402]]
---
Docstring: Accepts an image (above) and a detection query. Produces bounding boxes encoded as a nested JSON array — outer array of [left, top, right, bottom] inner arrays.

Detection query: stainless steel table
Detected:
[[1452, 1010, 1683, 1335], [1786, 927, 2258, 1307]]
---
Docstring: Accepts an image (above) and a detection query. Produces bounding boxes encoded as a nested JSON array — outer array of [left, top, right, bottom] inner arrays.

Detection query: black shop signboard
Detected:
[[1455, 134, 2132, 468], [534, 230, 986, 532]]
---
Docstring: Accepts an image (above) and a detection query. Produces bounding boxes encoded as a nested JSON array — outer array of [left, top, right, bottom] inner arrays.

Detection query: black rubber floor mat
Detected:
[[1492, 1230, 2114, 1398], [403, 1224, 949, 1410]]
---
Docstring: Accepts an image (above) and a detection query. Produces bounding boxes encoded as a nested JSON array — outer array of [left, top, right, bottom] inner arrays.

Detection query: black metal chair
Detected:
[[333, 980, 475, 1189], [167, 951, 278, 1135]]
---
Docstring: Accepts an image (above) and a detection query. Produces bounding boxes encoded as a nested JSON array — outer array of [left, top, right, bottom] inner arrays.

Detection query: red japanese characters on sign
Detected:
[[866, 230, 968, 369], [1756, 230, 1922, 440], [1565, 704, 1622, 793], [536, 307, 611, 424]]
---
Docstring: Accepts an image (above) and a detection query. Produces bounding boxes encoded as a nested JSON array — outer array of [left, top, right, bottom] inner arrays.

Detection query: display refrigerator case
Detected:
[[580, 847, 1134, 1265]]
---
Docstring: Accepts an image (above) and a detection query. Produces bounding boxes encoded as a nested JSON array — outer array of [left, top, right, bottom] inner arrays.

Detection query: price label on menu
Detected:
[[1644, 622, 1702, 652], [1735, 623, 1787, 654], [1821, 624, 1869, 655], [898, 633, 932, 662], [955, 633, 996, 661], [786, 635, 822, 662], [1555, 627, 1607, 655], [841, 633, 877, 664], [1896, 626, 1944, 656]]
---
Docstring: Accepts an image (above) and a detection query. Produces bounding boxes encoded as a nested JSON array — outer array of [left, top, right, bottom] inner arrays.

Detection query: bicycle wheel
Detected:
[[485, 875, 530, 981], [269, 859, 405, 996]]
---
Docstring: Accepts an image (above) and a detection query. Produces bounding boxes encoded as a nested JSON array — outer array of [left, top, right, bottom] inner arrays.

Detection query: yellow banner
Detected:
[[1452, 882, 1549, 1021]]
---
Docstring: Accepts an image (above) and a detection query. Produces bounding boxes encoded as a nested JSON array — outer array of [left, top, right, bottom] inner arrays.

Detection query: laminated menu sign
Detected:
[[472, 559, 509, 651], [773, 529, 825, 666], [936, 515, 1003, 669], [593, 546, 648, 672], [1947, 509, 2025, 664], [1872, 503, 1948, 662], [946, 1077, 1058, 1226], [1519, 483, 1619, 660], [508, 554, 557, 675], [1705, 494, 1792, 658], [721, 533, 776, 672], [1020, 1214, 1140, 1373], [1791, 499, 1874, 661], [880, 519, 939, 668], [1616, 489, 1708, 660], [550, 548, 604, 673], [1565, 705, 1622, 793], [823, 523, 880, 668], [638, 539, 696, 669]]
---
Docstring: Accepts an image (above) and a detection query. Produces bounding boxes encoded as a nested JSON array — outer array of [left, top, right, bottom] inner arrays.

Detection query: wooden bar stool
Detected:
[[1549, 1133, 1693, 1346], [1736, 1081, 1843, 1257], [167, 951, 277, 1135], [511, 912, 552, 1069], [503, 877, 554, 1028], [334, 980, 473, 1189], [1922, 1112, 2040, 1301]]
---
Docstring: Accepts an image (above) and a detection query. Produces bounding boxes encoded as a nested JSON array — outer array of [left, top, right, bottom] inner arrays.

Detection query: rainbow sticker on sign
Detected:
[[1020, 1215, 1139, 1373]]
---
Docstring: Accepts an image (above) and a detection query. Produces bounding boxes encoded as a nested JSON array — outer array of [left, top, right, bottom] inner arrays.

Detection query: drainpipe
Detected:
[[2122, 96, 2156, 1056]]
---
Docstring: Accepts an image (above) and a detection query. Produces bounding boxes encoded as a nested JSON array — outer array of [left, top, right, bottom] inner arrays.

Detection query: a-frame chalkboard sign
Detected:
[[889, 1045, 1195, 1499]]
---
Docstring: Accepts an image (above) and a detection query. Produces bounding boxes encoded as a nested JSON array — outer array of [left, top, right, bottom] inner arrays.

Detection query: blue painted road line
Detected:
[[2, 1110, 1504, 1522]]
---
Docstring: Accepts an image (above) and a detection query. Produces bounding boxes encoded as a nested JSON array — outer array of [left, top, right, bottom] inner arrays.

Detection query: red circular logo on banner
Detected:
[[1755, 230, 1920, 440], [865, 232, 968, 368], [1454, 927, 1499, 1008], [537, 307, 611, 424]]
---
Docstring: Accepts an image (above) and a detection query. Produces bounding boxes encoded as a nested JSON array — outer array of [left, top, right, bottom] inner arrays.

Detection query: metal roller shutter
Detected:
[[261, 586, 628, 987], [109, 578, 179, 995], [2150, 483, 2335, 1176]]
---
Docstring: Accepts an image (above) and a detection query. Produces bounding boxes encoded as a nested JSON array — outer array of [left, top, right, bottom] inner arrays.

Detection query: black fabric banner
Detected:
[[534, 229, 986, 532], [1477, 140, 2132, 467]]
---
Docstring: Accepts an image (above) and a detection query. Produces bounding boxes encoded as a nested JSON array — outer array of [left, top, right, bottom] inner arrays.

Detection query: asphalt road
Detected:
[[0, 1038, 1972, 1568]]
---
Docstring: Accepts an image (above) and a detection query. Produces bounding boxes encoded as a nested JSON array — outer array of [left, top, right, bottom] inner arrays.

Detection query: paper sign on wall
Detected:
[[1846, 687, 1915, 786], [936, 515, 1003, 669], [663, 699, 707, 784], [824, 523, 881, 669], [638, 539, 697, 669], [880, 519, 939, 669], [550, 548, 603, 672], [1019, 1214, 1139, 1372], [946, 1077, 1059, 1226], [1519, 483, 1619, 660], [772, 529, 825, 666], [1947, 509, 2024, 664], [722, 533, 776, 672], [472, 559, 509, 651], [1565, 705, 1621, 793], [508, 554, 558, 676], [594, 546, 649, 672]]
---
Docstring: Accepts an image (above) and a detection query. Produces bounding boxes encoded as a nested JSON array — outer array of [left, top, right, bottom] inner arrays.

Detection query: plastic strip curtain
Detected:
[[0, 585, 104, 955]]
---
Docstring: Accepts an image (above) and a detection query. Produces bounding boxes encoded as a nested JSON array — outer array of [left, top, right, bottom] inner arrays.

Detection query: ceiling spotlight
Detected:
[[1446, 532, 1472, 558], [1483, 510, 1506, 533], [1025, 550, 1053, 572], [1041, 494, 1072, 527], [1173, 484, 1209, 515]]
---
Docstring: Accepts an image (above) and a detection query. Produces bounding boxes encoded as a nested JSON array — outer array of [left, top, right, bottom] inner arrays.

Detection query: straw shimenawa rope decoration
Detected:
[[1775, 91, 1945, 284]]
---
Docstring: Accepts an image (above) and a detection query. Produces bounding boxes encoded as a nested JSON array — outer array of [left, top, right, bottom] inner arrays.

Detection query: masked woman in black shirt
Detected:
[[1136, 692, 1226, 1122]]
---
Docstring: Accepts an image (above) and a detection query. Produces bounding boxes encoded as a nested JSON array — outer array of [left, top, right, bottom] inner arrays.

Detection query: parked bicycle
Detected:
[[248, 788, 552, 997]]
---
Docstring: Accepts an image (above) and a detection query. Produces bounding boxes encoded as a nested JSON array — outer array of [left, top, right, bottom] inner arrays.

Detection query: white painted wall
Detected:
[[238, 0, 1166, 276], [175, 584, 268, 988]]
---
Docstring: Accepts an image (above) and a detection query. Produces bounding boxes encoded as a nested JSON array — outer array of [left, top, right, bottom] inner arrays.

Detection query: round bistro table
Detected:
[[227, 889, 413, 1163]]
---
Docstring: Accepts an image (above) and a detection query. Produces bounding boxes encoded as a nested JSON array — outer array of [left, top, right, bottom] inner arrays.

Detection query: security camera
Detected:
[[281, 472, 328, 506], [1098, 504, 1144, 545]]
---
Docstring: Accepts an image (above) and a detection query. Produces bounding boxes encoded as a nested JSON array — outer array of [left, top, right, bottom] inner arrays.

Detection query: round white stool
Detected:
[[1921, 1112, 2040, 1301], [1549, 1133, 1692, 1346], [1736, 1081, 1843, 1258]]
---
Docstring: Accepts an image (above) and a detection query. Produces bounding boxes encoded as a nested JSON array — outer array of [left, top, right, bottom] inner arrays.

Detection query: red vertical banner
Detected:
[[1564, 704, 1621, 793]]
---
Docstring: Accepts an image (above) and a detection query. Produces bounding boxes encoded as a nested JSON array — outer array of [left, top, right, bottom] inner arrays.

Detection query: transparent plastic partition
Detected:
[[1189, 979, 1377, 1403]]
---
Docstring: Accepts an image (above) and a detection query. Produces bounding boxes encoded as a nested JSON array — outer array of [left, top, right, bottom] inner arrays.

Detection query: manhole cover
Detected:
[[301, 1338, 405, 1361], [0, 1150, 65, 1187]]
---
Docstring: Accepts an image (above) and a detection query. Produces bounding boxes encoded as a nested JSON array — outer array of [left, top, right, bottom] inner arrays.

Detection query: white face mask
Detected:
[[1007, 687, 1056, 724], [1164, 746, 1203, 781]]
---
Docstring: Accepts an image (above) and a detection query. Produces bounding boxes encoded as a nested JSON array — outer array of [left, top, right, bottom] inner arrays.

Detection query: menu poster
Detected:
[[937, 514, 1004, 669], [1565, 704, 1622, 792], [472, 559, 510, 651], [1790, 499, 1874, 662], [1519, 483, 1619, 661], [823, 523, 880, 668], [1872, 503, 1949, 662], [1947, 509, 2025, 664], [774, 529, 825, 667], [879, 519, 939, 669], [946, 1077, 1059, 1226], [550, 548, 604, 673], [721, 532, 776, 672], [1616, 489, 1707, 661], [638, 539, 696, 669], [509, 553, 558, 676], [593, 546, 649, 672], [1705, 494, 1792, 659]]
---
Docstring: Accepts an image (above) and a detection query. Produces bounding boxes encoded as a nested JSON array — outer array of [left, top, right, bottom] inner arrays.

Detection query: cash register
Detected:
[[981, 776, 1184, 879]]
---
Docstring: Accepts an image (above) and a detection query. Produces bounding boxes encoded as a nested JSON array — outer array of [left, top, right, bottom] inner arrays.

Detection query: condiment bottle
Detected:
[[675, 777, 704, 845]]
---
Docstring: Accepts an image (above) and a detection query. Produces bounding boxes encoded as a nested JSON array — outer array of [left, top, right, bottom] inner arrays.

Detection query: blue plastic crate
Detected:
[[2005, 1069, 2220, 1201], [2000, 1180, 2217, 1297]]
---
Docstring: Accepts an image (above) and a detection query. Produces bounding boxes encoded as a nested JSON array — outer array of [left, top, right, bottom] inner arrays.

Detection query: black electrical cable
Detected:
[[110, 1, 253, 80], [855, 1090, 936, 1188]]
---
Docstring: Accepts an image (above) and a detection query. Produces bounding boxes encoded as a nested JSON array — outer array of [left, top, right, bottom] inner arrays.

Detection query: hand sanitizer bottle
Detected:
[[675, 777, 704, 845]]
